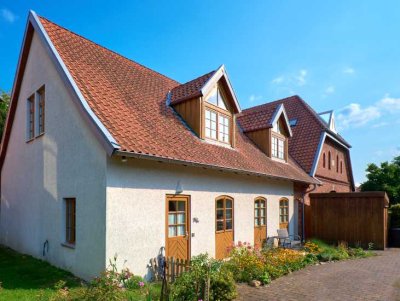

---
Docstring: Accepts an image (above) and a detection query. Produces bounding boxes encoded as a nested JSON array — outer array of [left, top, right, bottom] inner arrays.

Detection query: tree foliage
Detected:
[[0, 90, 11, 139], [360, 156, 400, 205]]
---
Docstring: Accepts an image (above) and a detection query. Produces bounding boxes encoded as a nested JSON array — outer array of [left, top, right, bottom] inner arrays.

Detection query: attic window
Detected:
[[289, 119, 297, 126], [206, 87, 227, 110]]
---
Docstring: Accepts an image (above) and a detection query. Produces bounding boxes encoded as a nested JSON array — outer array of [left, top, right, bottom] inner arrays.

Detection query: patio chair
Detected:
[[277, 229, 302, 248]]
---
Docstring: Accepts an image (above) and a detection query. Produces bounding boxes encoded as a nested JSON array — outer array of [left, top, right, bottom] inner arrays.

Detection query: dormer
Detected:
[[169, 65, 241, 147], [237, 103, 292, 162]]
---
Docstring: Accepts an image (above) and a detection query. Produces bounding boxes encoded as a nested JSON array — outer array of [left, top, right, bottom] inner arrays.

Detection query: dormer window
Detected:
[[205, 108, 230, 143], [206, 87, 227, 110], [272, 136, 285, 159]]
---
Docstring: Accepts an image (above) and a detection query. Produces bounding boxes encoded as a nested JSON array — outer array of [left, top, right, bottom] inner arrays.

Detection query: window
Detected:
[[216, 196, 233, 232], [218, 114, 230, 143], [336, 155, 339, 172], [279, 198, 289, 228], [206, 87, 227, 110], [168, 200, 186, 237], [65, 198, 76, 245], [26, 85, 45, 141], [37, 86, 45, 135], [323, 153, 326, 168], [340, 161, 343, 174], [272, 136, 285, 159], [205, 109, 217, 139], [254, 198, 266, 227], [205, 109, 230, 143], [289, 119, 298, 126], [328, 151, 331, 170], [27, 95, 35, 140]]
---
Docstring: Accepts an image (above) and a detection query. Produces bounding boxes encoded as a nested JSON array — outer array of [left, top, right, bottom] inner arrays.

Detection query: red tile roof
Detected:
[[170, 71, 215, 105], [37, 16, 315, 184], [239, 96, 350, 174], [237, 105, 277, 132]]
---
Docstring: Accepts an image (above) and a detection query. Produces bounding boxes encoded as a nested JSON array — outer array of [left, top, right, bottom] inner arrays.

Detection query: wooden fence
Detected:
[[309, 192, 389, 249], [149, 257, 190, 282]]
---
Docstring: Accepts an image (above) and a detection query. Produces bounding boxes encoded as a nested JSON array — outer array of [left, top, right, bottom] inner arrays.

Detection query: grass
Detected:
[[0, 245, 81, 300], [0, 245, 162, 301], [310, 239, 375, 262]]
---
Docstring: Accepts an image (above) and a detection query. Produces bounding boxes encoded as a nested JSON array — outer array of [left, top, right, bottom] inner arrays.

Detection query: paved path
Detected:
[[237, 249, 400, 301]]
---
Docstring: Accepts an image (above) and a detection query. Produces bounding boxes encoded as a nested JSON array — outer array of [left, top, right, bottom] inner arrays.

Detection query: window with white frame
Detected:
[[26, 85, 45, 141], [272, 136, 285, 160], [205, 109, 217, 139], [205, 108, 230, 143], [218, 114, 230, 143]]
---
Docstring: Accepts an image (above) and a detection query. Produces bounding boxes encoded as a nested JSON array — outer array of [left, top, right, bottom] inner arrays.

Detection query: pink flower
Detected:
[[139, 281, 145, 287]]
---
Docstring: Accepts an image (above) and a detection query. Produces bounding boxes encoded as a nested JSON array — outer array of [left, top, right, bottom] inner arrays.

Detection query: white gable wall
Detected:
[[0, 32, 108, 280], [106, 158, 295, 278]]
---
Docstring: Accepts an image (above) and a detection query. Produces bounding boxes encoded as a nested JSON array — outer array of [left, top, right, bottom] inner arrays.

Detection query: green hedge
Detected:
[[390, 204, 400, 228]]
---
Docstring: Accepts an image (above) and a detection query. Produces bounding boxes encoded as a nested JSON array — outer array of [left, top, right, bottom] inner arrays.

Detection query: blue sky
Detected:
[[1, 1, 400, 184]]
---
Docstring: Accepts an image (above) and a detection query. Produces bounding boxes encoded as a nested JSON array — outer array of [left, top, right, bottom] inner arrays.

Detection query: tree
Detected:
[[0, 90, 10, 139], [360, 156, 400, 205]]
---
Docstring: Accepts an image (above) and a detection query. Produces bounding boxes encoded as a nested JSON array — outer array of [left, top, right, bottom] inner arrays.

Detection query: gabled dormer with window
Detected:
[[168, 65, 241, 148], [237, 103, 292, 162]]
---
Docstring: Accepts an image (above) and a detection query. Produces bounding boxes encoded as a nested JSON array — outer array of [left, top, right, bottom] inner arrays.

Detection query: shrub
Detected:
[[225, 242, 264, 283], [124, 275, 145, 290], [170, 254, 236, 301]]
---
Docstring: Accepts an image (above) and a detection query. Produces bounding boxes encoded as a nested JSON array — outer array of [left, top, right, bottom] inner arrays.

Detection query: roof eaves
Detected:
[[115, 149, 318, 185]]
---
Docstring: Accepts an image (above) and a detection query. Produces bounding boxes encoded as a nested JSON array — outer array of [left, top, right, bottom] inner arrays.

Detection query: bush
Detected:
[[124, 275, 145, 290], [309, 239, 374, 261], [225, 242, 264, 283], [170, 254, 236, 301]]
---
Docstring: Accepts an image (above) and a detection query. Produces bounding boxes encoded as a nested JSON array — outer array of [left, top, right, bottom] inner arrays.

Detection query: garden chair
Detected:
[[277, 229, 302, 249]]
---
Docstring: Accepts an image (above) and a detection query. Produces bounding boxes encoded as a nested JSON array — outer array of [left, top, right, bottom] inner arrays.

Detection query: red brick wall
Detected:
[[315, 138, 350, 184]]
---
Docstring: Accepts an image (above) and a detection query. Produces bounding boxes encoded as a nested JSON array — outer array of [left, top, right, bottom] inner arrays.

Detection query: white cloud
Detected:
[[271, 76, 284, 84], [270, 69, 307, 88], [249, 94, 262, 103], [336, 103, 381, 129], [343, 67, 355, 74], [325, 85, 335, 94], [296, 69, 307, 86], [377, 94, 400, 111], [1, 8, 17, 23], [371, 121, 389, 128]]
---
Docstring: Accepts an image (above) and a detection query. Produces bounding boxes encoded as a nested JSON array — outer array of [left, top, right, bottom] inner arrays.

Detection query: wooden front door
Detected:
[[166, 195, 190, 260], [254, 197, 267, 248], [279, 198, 289, 229], [215, 196, 234, 259]]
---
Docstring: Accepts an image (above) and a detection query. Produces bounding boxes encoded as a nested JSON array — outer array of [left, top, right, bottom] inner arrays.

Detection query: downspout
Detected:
[[302, 183, 318, 242]]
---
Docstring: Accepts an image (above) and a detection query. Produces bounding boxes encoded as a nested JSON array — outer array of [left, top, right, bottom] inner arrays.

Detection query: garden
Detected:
[[0, 240, 374, 301]]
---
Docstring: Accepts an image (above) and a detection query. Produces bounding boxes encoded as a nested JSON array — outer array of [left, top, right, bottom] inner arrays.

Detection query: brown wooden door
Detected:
[[166, 195, 190, 260], [279, 198, 289, 229], [215, 196, 234, 259], [254, 197, 267, 248]]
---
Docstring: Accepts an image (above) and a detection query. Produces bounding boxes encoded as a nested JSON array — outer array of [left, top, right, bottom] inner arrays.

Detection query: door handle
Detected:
[[185, 231, 189, 240]]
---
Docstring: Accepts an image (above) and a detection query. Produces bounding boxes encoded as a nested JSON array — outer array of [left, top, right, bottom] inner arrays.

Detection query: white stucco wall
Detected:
[[0, 32, 107, 280], [106, 158, 296, 278]]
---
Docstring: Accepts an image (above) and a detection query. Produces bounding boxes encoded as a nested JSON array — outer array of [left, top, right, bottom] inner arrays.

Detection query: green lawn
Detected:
[[0, 245, 81, 300], [0, 245, 162, 301]]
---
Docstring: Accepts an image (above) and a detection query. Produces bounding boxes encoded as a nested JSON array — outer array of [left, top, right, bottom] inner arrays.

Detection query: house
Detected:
[[238, 96, 355, 237], [0, 11, 352, 281]]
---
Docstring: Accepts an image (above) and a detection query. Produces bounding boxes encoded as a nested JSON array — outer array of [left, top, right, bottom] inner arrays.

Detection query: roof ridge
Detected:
[[38, 15, 180, 86], [176, 70, 216, 88]]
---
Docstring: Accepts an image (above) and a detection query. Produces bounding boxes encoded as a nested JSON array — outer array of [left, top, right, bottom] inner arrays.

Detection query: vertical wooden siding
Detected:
[[309, 192, 389, 250]]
